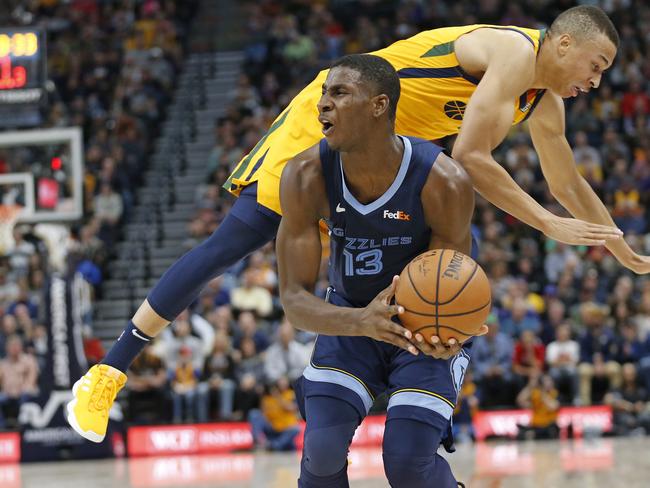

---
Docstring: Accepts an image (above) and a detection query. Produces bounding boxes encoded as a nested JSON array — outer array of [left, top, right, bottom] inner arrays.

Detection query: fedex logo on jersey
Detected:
[[383, 209, 410, 221]]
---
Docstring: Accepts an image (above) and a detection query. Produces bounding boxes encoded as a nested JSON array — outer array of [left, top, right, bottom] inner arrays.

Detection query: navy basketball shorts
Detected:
[[300, 290, 472, 433]]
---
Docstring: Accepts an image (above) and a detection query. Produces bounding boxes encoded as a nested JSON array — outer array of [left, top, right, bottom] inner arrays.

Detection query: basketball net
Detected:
[[0, 204, 22, 256]]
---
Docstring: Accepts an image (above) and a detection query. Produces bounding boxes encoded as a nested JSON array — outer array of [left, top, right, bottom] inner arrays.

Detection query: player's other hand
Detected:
[[412, 324, 488, 359], [359, 275, 418, 355], [543, 216, 622, 246]]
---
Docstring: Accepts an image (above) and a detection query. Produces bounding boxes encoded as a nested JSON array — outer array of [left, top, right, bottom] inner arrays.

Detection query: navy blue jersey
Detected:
[[320, 135, 443, 307]]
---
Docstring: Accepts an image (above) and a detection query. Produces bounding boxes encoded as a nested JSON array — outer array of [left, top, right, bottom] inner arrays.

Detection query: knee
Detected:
[[302, 425, 352, 477], [384, 454, 428, 488], [383, 453, 456, 488]]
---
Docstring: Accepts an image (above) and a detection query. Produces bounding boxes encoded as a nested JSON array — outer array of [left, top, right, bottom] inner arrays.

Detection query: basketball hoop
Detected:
[[0, 204, 23, 256]]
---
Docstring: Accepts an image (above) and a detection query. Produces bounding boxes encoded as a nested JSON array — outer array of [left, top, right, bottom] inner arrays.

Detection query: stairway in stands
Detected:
[[93, 0, 247, 347], [93, 52, 242, 344]]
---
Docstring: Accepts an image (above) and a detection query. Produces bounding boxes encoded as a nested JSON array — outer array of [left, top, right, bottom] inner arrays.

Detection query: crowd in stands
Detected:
[[0, 0, 196, 427], [1, 0, 650, 448], [123, 0, 650, 446]]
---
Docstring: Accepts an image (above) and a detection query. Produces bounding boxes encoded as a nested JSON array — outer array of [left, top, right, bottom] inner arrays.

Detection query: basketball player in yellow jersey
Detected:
[[67, 5, 650, 445], [225, 5, 650, 275]]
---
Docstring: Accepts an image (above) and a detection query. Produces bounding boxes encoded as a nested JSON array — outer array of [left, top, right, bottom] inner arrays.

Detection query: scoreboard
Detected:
[[0, 28, 46, 105]]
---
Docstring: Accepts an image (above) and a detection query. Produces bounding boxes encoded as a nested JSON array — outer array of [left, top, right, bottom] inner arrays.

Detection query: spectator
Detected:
[[539, 298, 566, 344], [516, 374, 560, 440], [500, 297, 541, 337], [572, 130, 602, 171], [614, 322, 645, 365], [604, 363, 650, 436], [197, 331, 238, 421], [232, 372, 261, 422], [621, 80, 650, 118], [471, 314, 515, 408], [170, 345, 200, 424], [164, 317, 205, 371], [600, 128, 630, 165], [230, 268, 274, 318], [513, 329, 546, 388], [236, 337, 265, 385], [0, 336, 39, 428], [612, 177, 646, 234], [577, 303, 622, 405], [233, 311, 270, 353], [544, 241, 581, 284], [93, 182, 124, 246], [546, 323, 580, 405], [249, 377, 300, 451], [264, 318, 311, 384], [126, 342, 168, 424]]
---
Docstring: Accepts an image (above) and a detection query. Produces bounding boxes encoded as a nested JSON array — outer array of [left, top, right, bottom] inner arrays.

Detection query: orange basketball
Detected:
[[395, 249, 491, 344]]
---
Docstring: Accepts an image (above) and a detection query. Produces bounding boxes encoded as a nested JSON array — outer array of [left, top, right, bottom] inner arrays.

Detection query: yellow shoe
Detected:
[[66, 364, 127, 443]]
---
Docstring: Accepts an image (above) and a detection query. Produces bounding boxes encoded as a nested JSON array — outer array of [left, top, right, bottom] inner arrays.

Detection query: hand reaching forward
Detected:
[[543, 216, 622, 246]]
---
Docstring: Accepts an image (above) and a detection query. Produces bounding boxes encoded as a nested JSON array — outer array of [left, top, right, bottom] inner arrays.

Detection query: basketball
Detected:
[[395, 249, 491, 343]]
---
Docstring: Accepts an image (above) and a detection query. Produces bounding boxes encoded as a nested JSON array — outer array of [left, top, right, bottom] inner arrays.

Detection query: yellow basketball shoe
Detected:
[[66, 364, 127, 443]]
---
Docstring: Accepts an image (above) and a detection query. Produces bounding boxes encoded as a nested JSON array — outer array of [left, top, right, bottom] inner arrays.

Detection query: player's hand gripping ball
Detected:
[[396, 249, 491, 344]]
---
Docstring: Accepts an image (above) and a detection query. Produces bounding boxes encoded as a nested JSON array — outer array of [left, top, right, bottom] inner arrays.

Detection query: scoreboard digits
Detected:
[[0, 32, 39, 58], [0, 28, 46, 103]]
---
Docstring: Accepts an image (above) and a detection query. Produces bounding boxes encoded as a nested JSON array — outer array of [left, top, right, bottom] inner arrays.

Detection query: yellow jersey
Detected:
[[225, 25, 547, 215], [530, 387, 559, 427], [261, 390, 299, 432]]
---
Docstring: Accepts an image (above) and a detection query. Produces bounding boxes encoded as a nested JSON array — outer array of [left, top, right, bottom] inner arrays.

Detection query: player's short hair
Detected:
[[549, 5, 619, 48], [330, 54, 401, 121]]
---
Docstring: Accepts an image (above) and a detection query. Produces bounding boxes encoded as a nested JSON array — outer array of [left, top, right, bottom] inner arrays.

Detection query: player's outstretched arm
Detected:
[[529, 92, 650, 274], [277, 149, 417, 353], [451, 31, 622, 247]]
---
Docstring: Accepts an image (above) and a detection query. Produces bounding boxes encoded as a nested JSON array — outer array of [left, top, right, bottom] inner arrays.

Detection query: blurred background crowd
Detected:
[[0, 0, 197, 428], [1, 0, 650, 445]]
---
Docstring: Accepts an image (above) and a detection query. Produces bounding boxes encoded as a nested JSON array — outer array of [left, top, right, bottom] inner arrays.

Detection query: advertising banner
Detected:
[[19, 274, 121, 461]]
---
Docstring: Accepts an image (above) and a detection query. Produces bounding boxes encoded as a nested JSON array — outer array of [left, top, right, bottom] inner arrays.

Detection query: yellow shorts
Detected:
[[223, 71, 327, 215]]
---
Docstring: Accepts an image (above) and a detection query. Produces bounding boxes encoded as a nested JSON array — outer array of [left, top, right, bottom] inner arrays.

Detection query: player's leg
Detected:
[[382, 345, 472, 487], [101, 182, 278, 367], [383, 419, 457, 488], [297, 305, 385, 487], [299, 395, 361, 487], [67, 183, 279, 442]]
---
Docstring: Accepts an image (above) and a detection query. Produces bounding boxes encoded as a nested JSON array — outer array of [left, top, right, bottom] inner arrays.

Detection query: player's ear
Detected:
[[557, 33, 572, 56], [372, 94, 390, 118]]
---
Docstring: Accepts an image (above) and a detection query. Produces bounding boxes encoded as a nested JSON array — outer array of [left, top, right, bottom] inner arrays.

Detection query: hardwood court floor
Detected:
[[5, 437, 648, 487]]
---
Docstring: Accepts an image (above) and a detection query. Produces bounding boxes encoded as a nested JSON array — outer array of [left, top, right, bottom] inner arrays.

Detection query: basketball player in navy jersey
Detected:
[[277, 54, 486, 488]]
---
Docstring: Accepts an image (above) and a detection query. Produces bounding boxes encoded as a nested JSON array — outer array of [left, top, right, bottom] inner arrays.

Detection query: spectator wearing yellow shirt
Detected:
[[516, 374, 560, 440], [170, 346, 200, 423], [613, 177, 646, 234], [249, 376, 300, 451]]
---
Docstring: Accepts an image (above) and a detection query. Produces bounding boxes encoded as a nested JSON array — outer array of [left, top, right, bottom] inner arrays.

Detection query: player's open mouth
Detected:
[[571, 86, 588, 97], [321, 121, 334, 136]]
